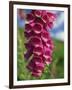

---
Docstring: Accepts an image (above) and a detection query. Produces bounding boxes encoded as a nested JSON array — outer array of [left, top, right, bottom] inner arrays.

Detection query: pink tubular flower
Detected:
[[26, 13, 35, 22], [27, 56, 44, 77], [29, 36, 42, 47], [34, 10, 42, 17], [25, 24, 32, 33], [24, 10, 56, 77], [33, 46, 43, 56], [33, 23, 42, 34], [41, 30, 50, 42]]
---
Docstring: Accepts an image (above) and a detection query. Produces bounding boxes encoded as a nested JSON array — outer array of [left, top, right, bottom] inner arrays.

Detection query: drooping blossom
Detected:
[[24, 10, 56, 77]]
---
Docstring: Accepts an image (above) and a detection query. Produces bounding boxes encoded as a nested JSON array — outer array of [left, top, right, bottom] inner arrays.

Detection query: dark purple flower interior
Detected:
[[25, 24, 32, 33]]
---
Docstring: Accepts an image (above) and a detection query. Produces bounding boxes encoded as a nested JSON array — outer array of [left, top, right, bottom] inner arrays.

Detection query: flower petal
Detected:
[[25, 24, 32, 33], [24, 48, 33, 60], [43, 46, 52, 60], [24, 31, 33, 39], [26, 60, 34, 71], [24, 42, 33, 50], [46, 40, 54, 50], [41, 30, 50, 42], [29, 36, 42, 47], [26, 13, 35, 22], [34, 17, 45, 26], [35, 10, 42, 17], [33, 46, 43, 56], [32, 71, 42, 77], [33, 23, 42, 34], [33, 56, 43, 63], [45, 57, 52, 65], [42, 14, 48, 23], [35, 62, 44, 70], [47, 12, 56, 22]]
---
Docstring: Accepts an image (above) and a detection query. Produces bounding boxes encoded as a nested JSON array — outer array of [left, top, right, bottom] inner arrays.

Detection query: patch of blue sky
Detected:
[[49, 11, 64, 41], [17, 17, 25, 28]]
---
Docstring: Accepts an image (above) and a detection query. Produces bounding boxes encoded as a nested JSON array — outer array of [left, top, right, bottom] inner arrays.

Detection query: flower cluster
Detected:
[[24, 10, 56, 77]]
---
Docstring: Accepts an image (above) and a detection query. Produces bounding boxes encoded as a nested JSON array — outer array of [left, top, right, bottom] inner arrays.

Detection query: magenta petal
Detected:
[[32, 62, 44, 73], [33, 32, 41, 37], [33, 46, 43, 56], [24, 42, 33, 50], [46, 43, 54, 51], [41, 31, 50, 42], [42, 14, 48, 23], [26, 13, 35, 22], [27, 60, 34, 71], [34, 17, 45, 26], [24, 31, 33, 39], [34, 70, 42, 73], [33, 56, 43, 63], [32, 71, 42, 77], [43, 51, 52, 60], [24, 51, 32, 60], [33, 68, 42, 73], [27, 56, 44, 72], [29, 36, 42, 47], [48, 22, 53, 29], [47, 39, 53, 44], [29, 22, 35, 27], [31, 10, 36, 15], [49, 45, 54, 50], [24, 48, 33, 60], [44, 49, 52, 56], [25, 24, 32, 33], [43, 46, 52, 60], [44, 45, 52, 53], [45, 57, 52, 65], [46, 40, 54, 50], [33, 23, 42, 34], [35, 10, 42, 17], [47, 12, 56, 22], [45, 22, 53, 30], [24, 31, 31, 38], [43, 53, 51, 61], [35, 62, 44, 70], [47, 12, 56, 18]]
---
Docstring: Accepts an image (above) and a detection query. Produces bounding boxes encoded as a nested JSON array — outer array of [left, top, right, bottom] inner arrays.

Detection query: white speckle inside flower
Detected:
[[43, 55, 50, 59], [45, 61, 51, 65], [41, 36, 48, 42], [34, 51, 41, 55], [46, 43, 50, 47]]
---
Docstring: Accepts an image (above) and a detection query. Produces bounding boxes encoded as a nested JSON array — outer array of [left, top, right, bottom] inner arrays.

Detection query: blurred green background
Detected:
[[17, 28, 64, 81]]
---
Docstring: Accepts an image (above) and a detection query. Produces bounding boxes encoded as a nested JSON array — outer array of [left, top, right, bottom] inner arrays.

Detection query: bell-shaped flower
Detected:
[[29, 36, 42, 47], [41, 30, 50, 42], [26, 13, 35, 22], [33, 46, 43, 56], [32, 71, 42, 77], [33, 23, 42, 34], [34, 10, 42, 17], [25, 24, 32, 33]]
